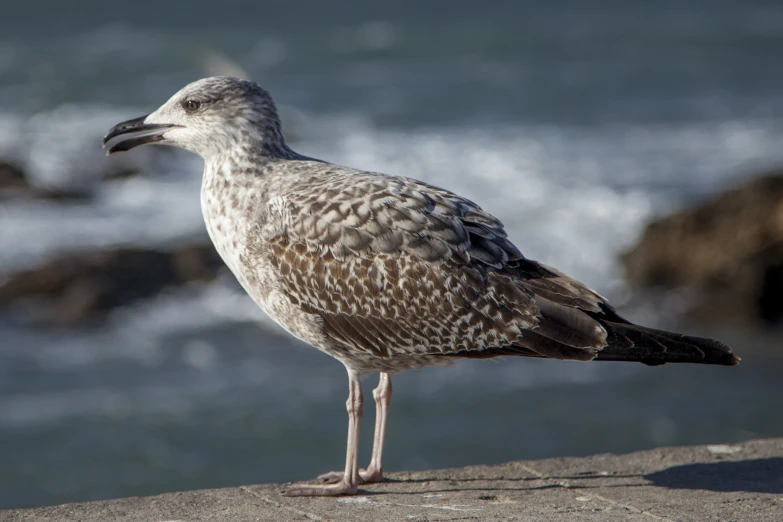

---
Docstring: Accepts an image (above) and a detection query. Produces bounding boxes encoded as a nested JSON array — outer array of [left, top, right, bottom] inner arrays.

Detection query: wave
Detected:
[[0, 109, 778, 296], [1, 107, 782, 428], [3, 107, 782, 281]]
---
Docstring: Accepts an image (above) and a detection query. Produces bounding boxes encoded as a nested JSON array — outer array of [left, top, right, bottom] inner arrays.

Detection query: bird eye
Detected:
[[183, 99, 201, 113]]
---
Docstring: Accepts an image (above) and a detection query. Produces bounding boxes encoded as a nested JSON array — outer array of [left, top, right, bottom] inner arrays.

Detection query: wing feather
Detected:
[[261, 166, 612, 360]]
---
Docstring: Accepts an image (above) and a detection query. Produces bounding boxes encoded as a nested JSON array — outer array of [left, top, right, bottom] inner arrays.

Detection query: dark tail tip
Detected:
[[596, 321, 741, 366], [709, 344, 740, 366], [678, 333, 740, 366], [701, 343, 740, 366]]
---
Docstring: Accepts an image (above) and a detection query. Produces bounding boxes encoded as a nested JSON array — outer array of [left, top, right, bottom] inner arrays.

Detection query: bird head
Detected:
[[102, 76, 287, 159]]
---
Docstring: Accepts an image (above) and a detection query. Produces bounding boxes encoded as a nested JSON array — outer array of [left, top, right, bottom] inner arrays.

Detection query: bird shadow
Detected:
[[362, 457, 783, 496], [362, 474, 645, 496], [644, 457, 783, 494]]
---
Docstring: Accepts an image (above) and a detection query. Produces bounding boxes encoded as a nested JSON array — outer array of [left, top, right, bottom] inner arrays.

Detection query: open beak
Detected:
[[102, 115, 181, 155]]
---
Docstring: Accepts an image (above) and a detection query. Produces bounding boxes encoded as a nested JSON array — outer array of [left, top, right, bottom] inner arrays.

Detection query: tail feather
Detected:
[[594, 320, 739, 366]]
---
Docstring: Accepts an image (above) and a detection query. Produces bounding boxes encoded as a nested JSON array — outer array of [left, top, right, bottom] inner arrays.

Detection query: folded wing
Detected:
[[259, 167, 615, 362]]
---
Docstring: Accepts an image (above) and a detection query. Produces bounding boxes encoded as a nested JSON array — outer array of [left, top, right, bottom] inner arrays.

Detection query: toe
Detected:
[[316, 471, 344, 484], [358, 468, 383, 484], [283, 480, 358, 497]]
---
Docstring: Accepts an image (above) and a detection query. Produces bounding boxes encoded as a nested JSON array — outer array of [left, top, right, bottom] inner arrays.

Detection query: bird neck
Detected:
[[203, 132, 299, 170], [250, 118, 297, 160]]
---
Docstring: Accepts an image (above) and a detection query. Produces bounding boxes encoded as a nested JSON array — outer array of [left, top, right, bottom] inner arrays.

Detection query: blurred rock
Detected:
[[0, 244, 223, 326], [622, 173, 783, 326], [0, 160, 89, 201], [0, 161, 27, 189]]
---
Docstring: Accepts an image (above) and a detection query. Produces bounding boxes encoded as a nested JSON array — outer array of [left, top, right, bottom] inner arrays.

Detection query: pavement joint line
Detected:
[[537, 465, 677, 522], [573, 492, 676, 522], [516, 463, 546, 479], [337, 496, 484, 514], [238, 486, 327, 522], [416, 517, 481, 522]]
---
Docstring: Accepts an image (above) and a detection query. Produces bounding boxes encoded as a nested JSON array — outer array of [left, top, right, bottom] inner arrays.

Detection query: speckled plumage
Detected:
[[104, 76, 738, 496]]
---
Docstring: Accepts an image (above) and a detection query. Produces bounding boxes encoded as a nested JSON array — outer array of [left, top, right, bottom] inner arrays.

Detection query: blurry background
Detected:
[[1, 0, 783, 510]]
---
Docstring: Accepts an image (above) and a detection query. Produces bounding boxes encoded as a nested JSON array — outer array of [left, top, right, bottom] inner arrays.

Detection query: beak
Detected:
[[102, 115, 181, 155]]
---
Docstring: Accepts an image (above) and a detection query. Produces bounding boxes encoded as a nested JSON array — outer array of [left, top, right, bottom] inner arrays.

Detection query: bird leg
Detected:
[[318, 372, 391, 485], [365, 371, 391, 482], [283, 370, 363, 496]]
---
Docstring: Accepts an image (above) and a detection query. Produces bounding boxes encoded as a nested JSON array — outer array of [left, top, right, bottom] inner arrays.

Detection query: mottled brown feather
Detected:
[[262, 171, 610, 362]]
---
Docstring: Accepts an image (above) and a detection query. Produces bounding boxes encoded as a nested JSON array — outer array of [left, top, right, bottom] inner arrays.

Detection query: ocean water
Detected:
[[2, 0, 783, 510]]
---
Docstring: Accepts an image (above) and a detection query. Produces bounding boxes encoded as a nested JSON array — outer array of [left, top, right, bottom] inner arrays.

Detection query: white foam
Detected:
[[299, 118, 783, 291], [2, 108, 783, 376], [2, 110, 782, 282]]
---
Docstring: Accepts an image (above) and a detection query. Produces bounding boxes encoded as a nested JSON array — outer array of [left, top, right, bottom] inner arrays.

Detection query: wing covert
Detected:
[[260, 166, 608, 361]]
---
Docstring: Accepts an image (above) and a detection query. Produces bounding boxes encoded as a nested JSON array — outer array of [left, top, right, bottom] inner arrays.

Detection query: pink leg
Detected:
[[364, 372, 391, 482], [318, 372, 392, 484], [283, 369, 363, 496]]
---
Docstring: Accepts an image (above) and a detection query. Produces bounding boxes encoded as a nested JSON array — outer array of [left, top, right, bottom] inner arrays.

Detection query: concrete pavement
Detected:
[[3, 438, 781, 521]]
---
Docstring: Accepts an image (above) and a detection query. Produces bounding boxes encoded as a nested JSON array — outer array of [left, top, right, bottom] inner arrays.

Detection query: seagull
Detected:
[[103, 77, 739, 496]]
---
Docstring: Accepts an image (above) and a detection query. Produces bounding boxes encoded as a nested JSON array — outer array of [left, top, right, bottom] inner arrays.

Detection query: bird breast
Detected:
[[200, 164, 273, 295], [199, 164, 335, 353]]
